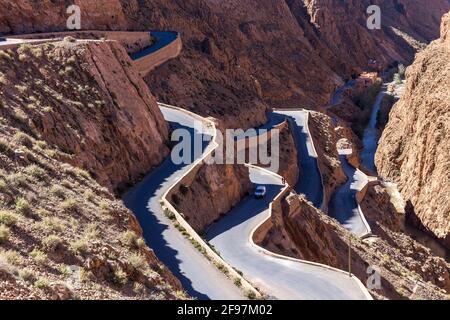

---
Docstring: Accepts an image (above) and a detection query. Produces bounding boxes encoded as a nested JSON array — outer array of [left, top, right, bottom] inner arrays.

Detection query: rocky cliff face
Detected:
[[1, 0, 448, 129], [0, 40, 169, 192], [277, 122, 300, 187], [376, 12, 450, 249], [258, 192, 450, 300], [0, 39, 182, 299], [308, 111, 346, 209], [170, 164, 251, 233], [0, 0, 129, 34]]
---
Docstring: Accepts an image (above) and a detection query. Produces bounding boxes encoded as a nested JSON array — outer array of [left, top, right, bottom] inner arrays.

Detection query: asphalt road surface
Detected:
[[123, 107, 244, 300], [205, 167, 370, 300], [329, 153, 370, 237]]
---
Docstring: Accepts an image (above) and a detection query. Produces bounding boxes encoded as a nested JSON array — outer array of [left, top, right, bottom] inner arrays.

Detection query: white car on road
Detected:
[[254, 186, 267, 199]]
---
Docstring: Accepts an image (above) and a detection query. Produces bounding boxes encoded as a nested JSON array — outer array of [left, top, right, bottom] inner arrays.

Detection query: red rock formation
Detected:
[[0, 40, 170, 192], [258, 193, 450, 299], [0, 40, 182, 300], [0, 0, 129, 34], [277, 122, 300, 187], [1, 1, 448, 129], [308, 111, 346, 210], [376, 12, 450, 249], [169, 164, 252, 233]]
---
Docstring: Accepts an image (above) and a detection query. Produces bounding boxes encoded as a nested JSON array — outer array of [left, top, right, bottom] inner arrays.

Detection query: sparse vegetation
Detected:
[[133, 282, 146, 295], [84, 190, 95, 202], [216, 263, 229, 275], [0, 50, 12, 61], [352, 80, 382, 138], [376, 94, 397, 130], [79, 267, 93, 283], [60, 179, 73, 189], [0, 139, 13, 155], [245, 290, 257, 300], [40, 217, 66, 232], [393, 73, 402, 85], [99, 200, 109, 214], [58, 264, 72, 278], [60, 198, 78, 213], [19, 268, 35, 283], [75, 168, 90, 179], [24, 164, 47, 181], [50, 185, 66, 198], [34, 277, 49, 289], [15, 197, 31, 215], [30, 249, 47, 265], [121, 231, 145, 249], [70, 239, 88, 254], [7, 172, 27, 188], [0, 250, 22, 265], [13, 132, 33, 148], [164, 208, 176, 221], [0, 179, 7, 193], [42, 235, 63, 252], [398, 64, 406, 77], [84, 223, 100, 239], [0, 210, 18, 227], [129, 253, 147, 272], [63, 36, 77, 43], [113, 268, 128, 286]]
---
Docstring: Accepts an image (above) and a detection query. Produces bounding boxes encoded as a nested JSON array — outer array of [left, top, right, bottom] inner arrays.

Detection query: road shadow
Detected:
[[130, 31, 179, 60], [123, 119, 211, 300], [205, 182, 282, 241], [329, 155, 358, 225], [271, 112, 323, 208]]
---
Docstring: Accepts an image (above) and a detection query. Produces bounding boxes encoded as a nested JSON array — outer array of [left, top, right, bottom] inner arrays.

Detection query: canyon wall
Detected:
[[376, 12, 450, 249], [308, 111, 346, 210], [0, 40, 181, 300], [0, 40, 170, 192], [168, 164, 252, 233], [126, 0, 449, 128], [258, 193, 450, 300], [1, 0, 448, 129], [0, 0, 129, 34]]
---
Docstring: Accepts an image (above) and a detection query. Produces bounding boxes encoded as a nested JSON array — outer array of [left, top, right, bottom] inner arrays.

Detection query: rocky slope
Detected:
[[0, 39, 169, 192], [0, 40, 182, 299], [3, 1, 447, 128], [258, 192, 450, 300], [141, 0, 449, 127], [277, 122, 300, 187], [376, 12, 450, 250], [0, 0, 129, 34], [308, 111, 346, 210], [169, 164, 252, 233]]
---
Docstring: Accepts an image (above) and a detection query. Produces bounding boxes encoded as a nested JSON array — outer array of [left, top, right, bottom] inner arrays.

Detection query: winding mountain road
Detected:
[[4, 30, 372, 299], [325, 81, 373, 236], [329, 151, 371, 237], [271, 110, 323, 208], [206, 109, 371, 299], [123, 107, 244, 300], [205, 166, 370, 300], [360, 83, 388, 174], [130, 31, 179, 60]]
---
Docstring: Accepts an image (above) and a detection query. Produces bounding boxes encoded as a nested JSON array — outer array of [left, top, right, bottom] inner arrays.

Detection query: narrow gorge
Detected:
[[0, 0, 449, 302]]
